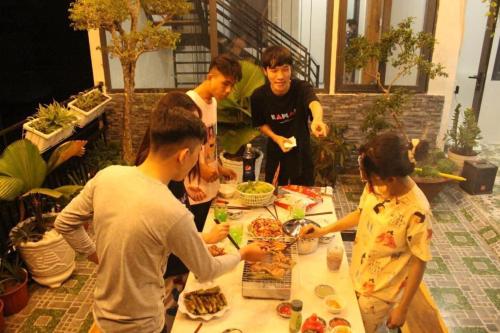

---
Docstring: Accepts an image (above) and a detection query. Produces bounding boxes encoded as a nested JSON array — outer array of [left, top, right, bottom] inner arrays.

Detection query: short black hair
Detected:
[[149, 106, 207, 155], [262, 45, 293, 68], [209, 54, 242, 82], [359, 132, 428, 180]]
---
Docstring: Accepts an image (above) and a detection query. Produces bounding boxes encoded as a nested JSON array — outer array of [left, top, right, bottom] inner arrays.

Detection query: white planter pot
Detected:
[[23, 120, 74, 153], [447, 150, 479, 173], [11, 216, 76, 288], [68, 89, 112, 127], [220, 148, 264, 183]]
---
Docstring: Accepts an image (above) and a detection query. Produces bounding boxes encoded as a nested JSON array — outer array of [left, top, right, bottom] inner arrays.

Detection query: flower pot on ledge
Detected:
[[68, 88, 112, 127], [23, 120, 74, 153]]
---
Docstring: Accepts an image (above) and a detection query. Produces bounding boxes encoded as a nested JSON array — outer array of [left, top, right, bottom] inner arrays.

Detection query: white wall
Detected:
[[478, 15, 500, 144]]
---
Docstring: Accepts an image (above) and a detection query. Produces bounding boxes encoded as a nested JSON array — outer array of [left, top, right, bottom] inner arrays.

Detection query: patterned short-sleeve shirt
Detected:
[[350, 180, 432, 303]]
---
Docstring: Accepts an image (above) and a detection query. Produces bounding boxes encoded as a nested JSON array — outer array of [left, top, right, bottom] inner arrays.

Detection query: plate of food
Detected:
[[178, 285, 230, 320], [248, 218, 284, 238]]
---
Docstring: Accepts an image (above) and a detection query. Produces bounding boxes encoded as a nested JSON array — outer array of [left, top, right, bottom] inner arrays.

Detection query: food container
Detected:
[[276, 302, 292, 318], [227, 210, 243, 220], [328, 317, 351, 329], [219, 183, 237, 198], [331, 326, 351, 333], [282, 219, 320, 255], [314, 284, 335, 299], [324, 295, 345, 314], [237, 181, 275, 206]]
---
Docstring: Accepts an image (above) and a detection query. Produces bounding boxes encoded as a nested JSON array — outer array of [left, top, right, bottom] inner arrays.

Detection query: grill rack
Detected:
[[242, 237, 298, 300]]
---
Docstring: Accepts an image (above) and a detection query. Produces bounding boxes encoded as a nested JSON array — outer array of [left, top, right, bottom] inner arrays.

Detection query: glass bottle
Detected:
[[289, 299, 303, 333]]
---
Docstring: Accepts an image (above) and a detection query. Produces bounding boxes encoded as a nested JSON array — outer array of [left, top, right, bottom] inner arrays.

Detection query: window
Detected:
[[335, 0, 438, 92]]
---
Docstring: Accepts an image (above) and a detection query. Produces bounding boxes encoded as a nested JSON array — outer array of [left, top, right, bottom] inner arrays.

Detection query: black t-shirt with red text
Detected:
[[251, 79, 319, 185]]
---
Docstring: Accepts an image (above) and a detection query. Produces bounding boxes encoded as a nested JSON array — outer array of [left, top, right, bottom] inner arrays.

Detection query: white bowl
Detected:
[[331, 326, 352, 333], [324, 295, 345, 314], [219, 184, 236, 198]]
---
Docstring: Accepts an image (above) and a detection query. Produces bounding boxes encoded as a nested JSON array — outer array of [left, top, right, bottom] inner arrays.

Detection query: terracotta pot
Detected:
[[0, 268, 29, 316], [412, 176, 453, 202], [447, 150, 479, 173]]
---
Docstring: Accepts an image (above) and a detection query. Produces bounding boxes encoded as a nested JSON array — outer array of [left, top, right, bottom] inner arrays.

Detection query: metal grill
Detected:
[[242, 237, 298, 300]]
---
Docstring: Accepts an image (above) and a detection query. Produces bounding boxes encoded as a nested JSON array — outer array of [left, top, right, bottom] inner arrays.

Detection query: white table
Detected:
[[171, 188, 365, 333]]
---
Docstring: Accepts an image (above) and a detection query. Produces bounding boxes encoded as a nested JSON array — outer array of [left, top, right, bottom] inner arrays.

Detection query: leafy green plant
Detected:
[[73, 90, 109, 111], [345, 17, 448, 140], [83, 139, 126, 174], [446, 104, 482, 156], [413, 150, 457, 178], [0, 247, 25, 294], [218, 60, 265, 155], [0, 139, 86, 245], [311, 124, 354, 186], [28, 101, 77, 135], [69, 0, 191, 163]]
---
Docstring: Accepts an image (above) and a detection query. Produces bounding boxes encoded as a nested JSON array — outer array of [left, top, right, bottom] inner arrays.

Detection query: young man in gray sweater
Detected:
[[55, 106, 267, 333]]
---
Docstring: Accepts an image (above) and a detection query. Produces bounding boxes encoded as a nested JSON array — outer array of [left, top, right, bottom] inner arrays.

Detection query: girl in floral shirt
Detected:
[[302, 133, 432, 333]]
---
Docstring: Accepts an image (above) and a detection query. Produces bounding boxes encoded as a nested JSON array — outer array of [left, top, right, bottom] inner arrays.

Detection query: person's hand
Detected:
[[202, 223, 230, 244], [239, 241, 269, 262], [219, 166, 237, 180], [186, 186, 206, 201], [386, 304, 408, 329], [311, 120, 328, 138], [274, 135, 293, 153], [200, 162, 219, 182], [87, 252, 99, 264], [299, 224, 324, 238]]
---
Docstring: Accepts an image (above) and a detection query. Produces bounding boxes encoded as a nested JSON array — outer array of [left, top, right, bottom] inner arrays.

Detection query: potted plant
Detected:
[[69, 0, 191, 163], [68, 88, 112, 127], [0, 139, 86, 288], [445, 104, 482, 171], [0, 247, 29, 316], [311, 123, 354, 187], [412, 150, 459, 202], [23, 101, 78, 153], [218, 60, 266, 182]]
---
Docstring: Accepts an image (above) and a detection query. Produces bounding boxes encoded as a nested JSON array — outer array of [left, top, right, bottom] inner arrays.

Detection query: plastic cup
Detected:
[[214, 203, 228, 222], [290, 200, 306, 219], [229, 221, 244, 246], [326, 244, 344, 271]]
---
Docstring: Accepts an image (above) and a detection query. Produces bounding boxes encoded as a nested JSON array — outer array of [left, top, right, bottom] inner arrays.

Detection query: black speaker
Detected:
[[460, 159, 498, 195]]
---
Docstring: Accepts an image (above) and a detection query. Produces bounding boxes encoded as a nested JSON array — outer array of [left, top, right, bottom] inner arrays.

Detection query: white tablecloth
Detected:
[[171, 188, 365, 333]]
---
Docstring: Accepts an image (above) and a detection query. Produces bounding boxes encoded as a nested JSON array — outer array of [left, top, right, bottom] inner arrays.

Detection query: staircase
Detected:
[[146, 0, 320, 88]]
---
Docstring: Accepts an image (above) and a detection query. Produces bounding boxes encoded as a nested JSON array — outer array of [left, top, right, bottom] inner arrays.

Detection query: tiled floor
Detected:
[[4, 146, 500, 332]]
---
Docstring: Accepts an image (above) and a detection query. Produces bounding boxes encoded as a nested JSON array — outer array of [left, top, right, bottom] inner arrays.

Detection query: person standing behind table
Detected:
[[301, 133, 433, 333], [55, 106, 267, 333], [250, 45, 328, 186], [185, 54, 241, 232], [134, 92, 230, 279]]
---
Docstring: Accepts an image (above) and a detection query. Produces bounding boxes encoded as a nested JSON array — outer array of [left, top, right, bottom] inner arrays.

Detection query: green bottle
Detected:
[[289, 299, 303, 333]]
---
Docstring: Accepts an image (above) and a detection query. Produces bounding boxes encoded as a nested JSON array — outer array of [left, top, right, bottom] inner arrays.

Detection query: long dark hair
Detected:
[[135, 92, 203, 181]]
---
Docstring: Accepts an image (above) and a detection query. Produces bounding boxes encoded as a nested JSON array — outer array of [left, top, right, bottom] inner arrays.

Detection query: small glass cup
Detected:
[[326, 244, 344, 271], [229, 221, 244, 246], [290, 200, 306, 219], [214, 202, 228, 222]]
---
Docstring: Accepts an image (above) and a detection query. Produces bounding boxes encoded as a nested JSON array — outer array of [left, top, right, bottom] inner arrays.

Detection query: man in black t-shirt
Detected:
[[251, 46, 328, 186]]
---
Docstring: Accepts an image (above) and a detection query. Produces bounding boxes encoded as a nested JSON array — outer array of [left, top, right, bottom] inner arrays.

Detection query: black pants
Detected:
[[163, 199, 213, 278], [265, 154, 314, 186]]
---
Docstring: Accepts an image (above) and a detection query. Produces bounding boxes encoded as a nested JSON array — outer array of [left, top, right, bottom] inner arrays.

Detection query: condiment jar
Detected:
[[289, 299, 303, 333]]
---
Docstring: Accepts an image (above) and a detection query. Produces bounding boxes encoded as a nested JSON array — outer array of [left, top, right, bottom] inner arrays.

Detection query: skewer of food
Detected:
[[183, 286, 228, 315]]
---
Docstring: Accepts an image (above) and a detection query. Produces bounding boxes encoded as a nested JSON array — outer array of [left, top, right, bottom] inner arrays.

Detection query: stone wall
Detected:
[[103, 93, 445, 153]]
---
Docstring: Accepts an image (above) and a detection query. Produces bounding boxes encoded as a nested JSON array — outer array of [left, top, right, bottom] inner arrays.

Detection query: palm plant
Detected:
[[0, 139, 86, 244]]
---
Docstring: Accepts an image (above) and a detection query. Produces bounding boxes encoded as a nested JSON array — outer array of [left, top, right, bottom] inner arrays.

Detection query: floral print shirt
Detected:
[[350, 181, 432, 303]]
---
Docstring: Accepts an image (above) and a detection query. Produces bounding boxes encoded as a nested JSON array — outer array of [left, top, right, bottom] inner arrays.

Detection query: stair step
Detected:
[[175, 61, 211, 65]]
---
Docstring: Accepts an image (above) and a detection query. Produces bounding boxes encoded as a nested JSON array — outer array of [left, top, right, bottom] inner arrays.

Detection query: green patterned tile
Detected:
[[78, 312, 94, 333], [484, 288, 500, 310], [426, 256, 451, 274], [460, 208, 473, 222], [54, 274, 90, 295], [19, 309, 66, 333], [445, 232, 478, 246], [450, 328, 488, 333], [430, 287, 472, 311], [478, 226, 499, 245], [434, 211, 460, 223], [462, 257, 500, 275]]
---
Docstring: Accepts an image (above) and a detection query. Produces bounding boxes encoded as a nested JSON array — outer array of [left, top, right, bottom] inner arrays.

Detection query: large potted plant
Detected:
[[0, 139, 86, 288], [68, 88, 112, 127], [445, 104, 482, 171], [69, 0, 191, 163], [23, 101, 78, 153], [0, 247, 29, 316], [311, 123, 354, 187], [218, 60, 266, 181]]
